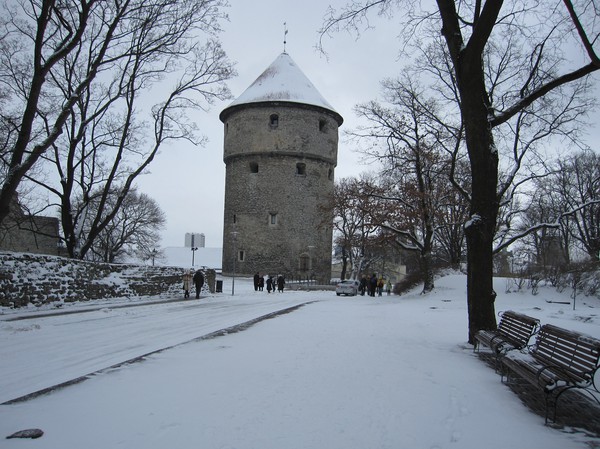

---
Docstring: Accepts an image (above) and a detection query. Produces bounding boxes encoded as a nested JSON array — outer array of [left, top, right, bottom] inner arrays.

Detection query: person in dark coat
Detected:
[[258, 275, 264, 291], [193, 270, 204, 299], [277, 275, 285, 293], [369, 274, 377, 297], [359, 276, 367, 296], [266, 276, 273, 293], [253, 273, 260, 291]]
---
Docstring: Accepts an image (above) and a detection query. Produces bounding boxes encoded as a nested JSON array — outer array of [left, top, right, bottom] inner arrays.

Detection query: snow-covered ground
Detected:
[[1, 274, 599, 448]]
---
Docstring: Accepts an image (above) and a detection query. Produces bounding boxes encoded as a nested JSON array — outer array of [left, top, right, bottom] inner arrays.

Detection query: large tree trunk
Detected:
[[340, 248, 348, 280], [461, 69, 499, 343], [420, 249, 435, 294], [436, 0, 503, 343], [464, 207, 497, 343]]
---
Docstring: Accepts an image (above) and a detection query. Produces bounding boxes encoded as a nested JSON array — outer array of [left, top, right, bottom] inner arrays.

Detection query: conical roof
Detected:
[[220, 53, 342, 124]]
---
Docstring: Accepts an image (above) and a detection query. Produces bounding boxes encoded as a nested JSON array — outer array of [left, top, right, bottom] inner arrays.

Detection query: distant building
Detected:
[[0, 195, 60, 256], [184, 233, 205, 248], [220, 52, 343, 284]]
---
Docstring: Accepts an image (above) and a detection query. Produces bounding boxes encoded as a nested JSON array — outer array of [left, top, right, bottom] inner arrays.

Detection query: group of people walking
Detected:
[[254, 273, 285, 293], [182, 270, 286, 298], [183, 269, 393, 298], [359, 274, 392, 297], [182, 269, 204, 299]]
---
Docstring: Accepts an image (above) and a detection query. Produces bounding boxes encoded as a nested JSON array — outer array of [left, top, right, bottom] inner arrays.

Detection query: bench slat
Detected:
[[534, 324, 600, 375]]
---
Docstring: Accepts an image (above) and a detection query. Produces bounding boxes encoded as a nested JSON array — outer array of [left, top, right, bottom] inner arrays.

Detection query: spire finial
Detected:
[[283, 22, 288, 53]]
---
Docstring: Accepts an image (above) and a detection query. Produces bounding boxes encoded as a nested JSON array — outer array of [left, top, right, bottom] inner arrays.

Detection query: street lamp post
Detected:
[[308, 245, 315, 284], [191, 233, 198, 266]]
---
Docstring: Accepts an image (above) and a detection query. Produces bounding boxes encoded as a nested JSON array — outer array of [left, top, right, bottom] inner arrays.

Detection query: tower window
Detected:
[[296, 163, 306, 175], [250, 162, 259, 173], [270, 114, 279, 128], [328, 168, 333, 181], [269, 213, 278, 225], [238, 250, 245, 262], [319, 119, 327, 132]]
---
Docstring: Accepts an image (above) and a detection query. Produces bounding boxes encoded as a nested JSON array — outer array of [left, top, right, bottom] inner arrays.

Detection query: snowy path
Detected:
[[1, 275, 599, 448], [0, 291, 311, 404]]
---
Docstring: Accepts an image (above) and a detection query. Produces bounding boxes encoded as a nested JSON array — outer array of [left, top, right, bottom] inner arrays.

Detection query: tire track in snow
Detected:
[[2, 301, 316, 405]]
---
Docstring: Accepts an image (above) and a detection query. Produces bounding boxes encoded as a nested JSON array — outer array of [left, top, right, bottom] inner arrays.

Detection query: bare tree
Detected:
[[1, 0, 132, 223], [0, 0, 233, 234], [32, 37, 232, 258], [554, 151, 600, 261], [434, 159, 469, 268], [350, 76, 468, 292], [82, 189, 165, 263], [320, 0, 600, 342], [519, 176, 572, 269], [328, 176, 380, 280]]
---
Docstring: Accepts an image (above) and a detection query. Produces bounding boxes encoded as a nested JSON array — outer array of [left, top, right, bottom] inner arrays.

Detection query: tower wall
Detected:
[[221, 103, 339, 284], [223, 103, 339, 163]]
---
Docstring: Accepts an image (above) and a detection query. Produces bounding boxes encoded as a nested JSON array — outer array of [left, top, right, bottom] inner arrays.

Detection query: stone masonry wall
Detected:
[[221, 104, 337, 284], [0, 252, 216, 308]]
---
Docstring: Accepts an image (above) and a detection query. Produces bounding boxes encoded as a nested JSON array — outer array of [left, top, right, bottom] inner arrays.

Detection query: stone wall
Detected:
[[0, 214, 61, 256], [0, 252, 216, 308]]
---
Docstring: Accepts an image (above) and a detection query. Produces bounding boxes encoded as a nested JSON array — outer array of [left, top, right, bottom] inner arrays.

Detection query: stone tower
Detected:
[[220, 52, 343, 284]]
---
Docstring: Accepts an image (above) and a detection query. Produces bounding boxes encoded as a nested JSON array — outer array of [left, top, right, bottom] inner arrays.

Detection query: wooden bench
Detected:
[[474, 310, 540, 369], [501, 323, 600, 423]]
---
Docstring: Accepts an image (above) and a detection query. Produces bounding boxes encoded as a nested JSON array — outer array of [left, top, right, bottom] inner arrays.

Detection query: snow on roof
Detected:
[[222, 52, 339, 117]]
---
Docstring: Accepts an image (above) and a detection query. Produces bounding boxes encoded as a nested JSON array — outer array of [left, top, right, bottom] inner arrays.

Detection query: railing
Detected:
[[284, 274, 318, 286]]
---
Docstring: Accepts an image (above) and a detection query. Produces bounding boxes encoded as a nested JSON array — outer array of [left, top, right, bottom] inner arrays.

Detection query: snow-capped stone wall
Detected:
[[0, 252, 216, 307]]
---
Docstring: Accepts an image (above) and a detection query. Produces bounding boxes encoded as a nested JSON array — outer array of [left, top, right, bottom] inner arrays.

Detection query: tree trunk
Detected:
[[340, 248, 348, 280], [435, 0, 501, 343], [461, 81, 499, 343], [421, 249, 434, 293], [465, 217, 497, 343]]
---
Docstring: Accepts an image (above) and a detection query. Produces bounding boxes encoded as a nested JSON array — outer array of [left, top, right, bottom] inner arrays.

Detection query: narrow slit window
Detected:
[[250, 162, 259, 173], [238, 250, 245, 262], [319, 119, 327, 132], [269, 213, 278, 225], [296, 163, 306, 175], [270, 114, 279, 128]]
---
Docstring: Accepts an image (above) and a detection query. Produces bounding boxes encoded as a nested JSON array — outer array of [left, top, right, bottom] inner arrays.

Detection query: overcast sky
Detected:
[[134, 0, 600, 250]]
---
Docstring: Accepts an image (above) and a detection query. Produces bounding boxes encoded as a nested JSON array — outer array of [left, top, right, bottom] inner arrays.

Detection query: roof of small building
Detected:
[[220, 52, 342, 123]]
